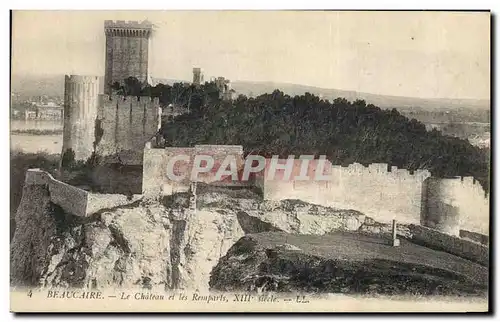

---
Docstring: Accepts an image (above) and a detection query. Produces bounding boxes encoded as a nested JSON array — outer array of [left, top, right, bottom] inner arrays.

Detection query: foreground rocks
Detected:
[[11, 187, 244, 290], [12, 186, 402, 291], [11, 186, 483, 294]]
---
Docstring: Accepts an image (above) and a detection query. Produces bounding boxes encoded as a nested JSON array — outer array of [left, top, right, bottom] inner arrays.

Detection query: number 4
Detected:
[[27, 290, 32, 298]]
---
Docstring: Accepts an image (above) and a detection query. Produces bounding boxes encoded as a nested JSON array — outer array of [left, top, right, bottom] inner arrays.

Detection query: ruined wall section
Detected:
[[25, 169, 89, 217], [423, 177, 489, 236], [143, 145, 195, 197], [96, 95, 162, 165], [62, 75, 99, 163], [25, 169, 142, 217], [193, 145, 245, 185], [142, 144, 245, 197], [261, 161, 431, 225]]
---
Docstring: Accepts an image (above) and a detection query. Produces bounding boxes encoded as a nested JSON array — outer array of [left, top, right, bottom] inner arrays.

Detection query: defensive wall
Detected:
[[95, 95, 162, 165], [25, 169, 141, 218], [24, 165, 489, 266], [258, 159, 489, 235], [59, 71, 490, 236], [258, 160, 431, 225], [62, 75, 162, 167], [140, 145, 489, 237]]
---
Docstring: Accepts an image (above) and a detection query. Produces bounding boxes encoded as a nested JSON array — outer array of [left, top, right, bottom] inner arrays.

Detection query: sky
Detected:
[[11, 10, 490, 100]]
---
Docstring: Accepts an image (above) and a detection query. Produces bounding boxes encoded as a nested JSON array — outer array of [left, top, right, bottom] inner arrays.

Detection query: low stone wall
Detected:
[[408, 224, 488, 266], [49, 178, 89, 217], [460, 229, 489, 246], [26, 169, 89, 217], [25, 169, 140, 217]]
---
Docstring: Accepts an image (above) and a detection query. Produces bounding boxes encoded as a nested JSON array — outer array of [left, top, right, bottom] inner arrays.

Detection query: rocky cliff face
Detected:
[[11, 185, 407, 291]]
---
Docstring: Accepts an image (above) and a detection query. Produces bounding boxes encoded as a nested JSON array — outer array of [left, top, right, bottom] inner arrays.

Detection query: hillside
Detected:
[[231, 81, 489, 111], [10, 74, 490, 122]]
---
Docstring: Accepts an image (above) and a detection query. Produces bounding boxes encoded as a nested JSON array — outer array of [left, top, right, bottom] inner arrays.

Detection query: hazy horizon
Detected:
[[12, 11, 490, 100]]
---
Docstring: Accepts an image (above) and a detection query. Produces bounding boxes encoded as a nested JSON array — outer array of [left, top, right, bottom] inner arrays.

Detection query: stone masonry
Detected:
[[104, 20, 153, 94]]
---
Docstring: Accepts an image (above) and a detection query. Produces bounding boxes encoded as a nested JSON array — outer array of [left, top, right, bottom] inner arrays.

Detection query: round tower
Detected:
[[421, 177, 461, 236], [62, 75, 100, 166]]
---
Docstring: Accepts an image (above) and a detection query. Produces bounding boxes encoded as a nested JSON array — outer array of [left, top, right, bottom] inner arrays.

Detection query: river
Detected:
[[10, 134, 62, 154], [11, 119, 63, 131], [10, 119, 63, 154]]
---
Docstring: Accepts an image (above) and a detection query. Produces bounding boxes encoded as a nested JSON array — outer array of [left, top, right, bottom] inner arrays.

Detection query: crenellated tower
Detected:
[[62, 75, 100, 164], [104, 20, 153, 94], [192, 67, 204, 86]]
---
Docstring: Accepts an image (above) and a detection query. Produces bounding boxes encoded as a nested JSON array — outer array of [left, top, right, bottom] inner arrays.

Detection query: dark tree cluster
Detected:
[[110, 77, 221, 108], [112, 78, 490, 192]]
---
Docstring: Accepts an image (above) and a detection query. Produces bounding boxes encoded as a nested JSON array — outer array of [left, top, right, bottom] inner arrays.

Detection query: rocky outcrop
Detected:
[[11, 188, 244, 290], [11, 185, 59, 286], [198, 192, 411, 237], [11, 187, 412, 291]]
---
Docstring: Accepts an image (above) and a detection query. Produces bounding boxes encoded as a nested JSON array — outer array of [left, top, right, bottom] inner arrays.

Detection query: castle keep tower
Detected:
[[104, 20, 153, 94], [62, 75, 100, 163], [192, 67, 204, 86], [214, 76, 235, 100]]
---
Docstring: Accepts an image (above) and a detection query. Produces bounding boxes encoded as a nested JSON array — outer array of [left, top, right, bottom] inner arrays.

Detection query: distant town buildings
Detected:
[[10, 95, 64, 121], [24, 108, 63, 121]]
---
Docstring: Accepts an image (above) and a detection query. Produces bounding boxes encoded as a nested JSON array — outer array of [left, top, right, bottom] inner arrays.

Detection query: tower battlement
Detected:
[[100, 94, 160, 105], [104, 20, 153, 30], [104, 20, 152, 37], [65, 75, 100, 84], [328, 162, 431, 180]]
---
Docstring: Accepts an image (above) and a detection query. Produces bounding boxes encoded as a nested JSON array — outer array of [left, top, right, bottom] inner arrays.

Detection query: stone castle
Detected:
[[52, 20, 489, 246]]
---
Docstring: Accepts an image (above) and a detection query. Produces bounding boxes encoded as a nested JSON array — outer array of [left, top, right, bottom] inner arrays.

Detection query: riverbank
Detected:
[[10, 134, 62, 154], [11, 129, 63, 135]]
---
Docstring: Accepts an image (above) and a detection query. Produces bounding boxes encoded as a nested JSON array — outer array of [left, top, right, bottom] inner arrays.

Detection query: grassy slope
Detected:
[[210, 231, 488, 296]]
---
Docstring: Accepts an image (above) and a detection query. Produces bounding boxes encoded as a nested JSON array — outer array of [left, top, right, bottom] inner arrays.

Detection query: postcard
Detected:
[[10, 10, 490, 313]]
